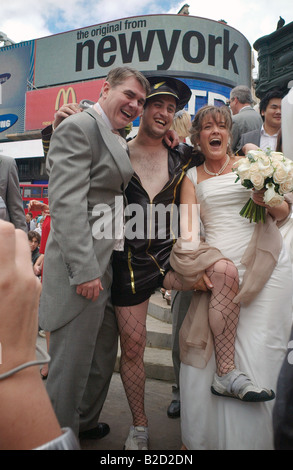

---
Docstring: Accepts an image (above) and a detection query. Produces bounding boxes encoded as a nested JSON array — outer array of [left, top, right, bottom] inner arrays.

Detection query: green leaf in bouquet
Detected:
[[242, 179, 254, 189]]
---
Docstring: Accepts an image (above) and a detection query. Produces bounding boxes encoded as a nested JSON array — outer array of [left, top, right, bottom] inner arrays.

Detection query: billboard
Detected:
[[0, 41, 35, 138], [25, 76, 231, 131], [34, 14, 251, 88], [25, 79, 104, 130], [0, 139, 43, 159]]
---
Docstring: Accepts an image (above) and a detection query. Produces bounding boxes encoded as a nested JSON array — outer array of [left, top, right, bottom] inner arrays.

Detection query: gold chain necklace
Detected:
[[203, 155, 230, 176]]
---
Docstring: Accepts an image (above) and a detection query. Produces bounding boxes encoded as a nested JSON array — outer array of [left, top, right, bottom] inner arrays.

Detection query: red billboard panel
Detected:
[[25, 79, 104, 130]]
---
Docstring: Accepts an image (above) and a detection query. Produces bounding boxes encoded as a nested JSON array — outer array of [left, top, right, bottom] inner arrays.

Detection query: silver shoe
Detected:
[[211, 369, 275, 402], [124, 425, 149, 450]]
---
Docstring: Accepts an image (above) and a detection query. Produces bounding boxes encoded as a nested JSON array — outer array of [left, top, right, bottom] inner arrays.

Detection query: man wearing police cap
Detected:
[[146, 76, 192, 111], [111, 76, 194, 450]]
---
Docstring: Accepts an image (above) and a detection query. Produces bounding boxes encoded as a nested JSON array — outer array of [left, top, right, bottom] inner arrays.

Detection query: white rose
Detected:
[[279, 179, 293, 194], [235, 158, 251, 182], [233, 157, 247, 170], [256, 155, 273, 178], [273, 161, 290, 184], [270, 152, 284, 161], [284, 160, 293, 173], [249, 162, 265, 189], [264, 183, 284, 206], [234, 157, 247, 166], [246, 150, 266, 161], [279, 169, 293, 194]]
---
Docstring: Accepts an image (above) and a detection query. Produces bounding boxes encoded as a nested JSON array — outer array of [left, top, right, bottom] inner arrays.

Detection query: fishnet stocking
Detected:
[[115, 300, 149, 427], [163, 270, 186, 291], [206, 260, 240, 375], [164, 259, 240, 376]]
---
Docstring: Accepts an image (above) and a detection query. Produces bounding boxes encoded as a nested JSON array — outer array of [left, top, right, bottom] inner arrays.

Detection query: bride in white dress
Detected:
[[176, 105, 293, 450]]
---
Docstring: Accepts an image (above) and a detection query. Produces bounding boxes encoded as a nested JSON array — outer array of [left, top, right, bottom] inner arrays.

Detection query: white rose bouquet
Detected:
[[233, 149, 293, 223]]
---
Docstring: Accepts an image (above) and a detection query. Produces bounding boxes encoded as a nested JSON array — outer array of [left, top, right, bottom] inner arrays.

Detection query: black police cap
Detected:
[[146, 76, 191, 111]]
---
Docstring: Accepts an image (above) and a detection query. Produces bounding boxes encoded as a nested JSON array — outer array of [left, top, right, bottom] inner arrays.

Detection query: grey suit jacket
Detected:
[[231, 107, 263, 153], [40, 107, 133, 331], [0, 154, 27, 230], [238, 129, 261, 152]]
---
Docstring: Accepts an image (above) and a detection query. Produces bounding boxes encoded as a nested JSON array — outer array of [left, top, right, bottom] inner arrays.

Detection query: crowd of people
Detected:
[[0, 66, 292, 451]]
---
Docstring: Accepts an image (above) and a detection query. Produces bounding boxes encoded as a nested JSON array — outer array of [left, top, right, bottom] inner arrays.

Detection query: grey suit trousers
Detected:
[[171, 290, 193, 397], [45, 281, 118, 436]]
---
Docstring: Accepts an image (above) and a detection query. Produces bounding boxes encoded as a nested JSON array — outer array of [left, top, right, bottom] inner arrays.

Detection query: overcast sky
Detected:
[[0, 0, 291, 66], [1, 0, 291, 45]]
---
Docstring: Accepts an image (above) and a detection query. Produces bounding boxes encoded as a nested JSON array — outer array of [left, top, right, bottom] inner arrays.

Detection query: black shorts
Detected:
[[111, 249, 169, 307]]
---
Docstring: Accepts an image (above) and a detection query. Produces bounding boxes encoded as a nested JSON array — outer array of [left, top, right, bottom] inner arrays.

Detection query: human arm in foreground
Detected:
[[0, 220, 79, 450]]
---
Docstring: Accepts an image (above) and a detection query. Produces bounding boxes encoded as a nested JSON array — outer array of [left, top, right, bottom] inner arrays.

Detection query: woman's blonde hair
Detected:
[[190, 105, 233, 156], [170, 110, 192, 140]]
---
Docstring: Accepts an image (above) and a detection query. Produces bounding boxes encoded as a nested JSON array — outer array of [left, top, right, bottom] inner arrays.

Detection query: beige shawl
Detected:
[[170, 200, 292, 368], [170, 239, 228, 369]]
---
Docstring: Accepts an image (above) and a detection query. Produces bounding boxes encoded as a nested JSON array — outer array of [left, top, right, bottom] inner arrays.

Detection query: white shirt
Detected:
[[259, 125, 278, 152], [94, 102, 128, 150], [94, 102, 111, 128], [94, 102, 127, 251]]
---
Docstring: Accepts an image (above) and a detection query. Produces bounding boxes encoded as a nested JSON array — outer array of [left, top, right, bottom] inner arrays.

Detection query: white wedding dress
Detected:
[[180, 168, 293, 450]]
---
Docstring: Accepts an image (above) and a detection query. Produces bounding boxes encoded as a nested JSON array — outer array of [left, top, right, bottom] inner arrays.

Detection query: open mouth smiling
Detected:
[[209, 138, 221, 147], [154, 118, 166, 126], [121, 109, 132, 119]]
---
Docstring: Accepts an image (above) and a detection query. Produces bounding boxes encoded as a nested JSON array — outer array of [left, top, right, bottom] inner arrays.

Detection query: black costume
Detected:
[[112, 143, 195, 306], [41, 79, 195, 308]]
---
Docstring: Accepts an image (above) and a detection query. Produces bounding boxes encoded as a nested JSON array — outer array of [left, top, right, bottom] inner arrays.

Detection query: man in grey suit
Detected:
[[238, 89, 284, 153], [229, 85, 263, 153], [0, 154, 27, 231], [39, 67, 150, 439]]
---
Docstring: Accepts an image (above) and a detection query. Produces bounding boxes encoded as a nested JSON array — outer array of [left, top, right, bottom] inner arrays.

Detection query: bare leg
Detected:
[[115, 300, 149, 427]]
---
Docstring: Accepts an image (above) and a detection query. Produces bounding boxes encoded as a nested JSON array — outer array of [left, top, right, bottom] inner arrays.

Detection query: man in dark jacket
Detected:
[[238, 89, 284, 153], [0, 154, 27, 231]]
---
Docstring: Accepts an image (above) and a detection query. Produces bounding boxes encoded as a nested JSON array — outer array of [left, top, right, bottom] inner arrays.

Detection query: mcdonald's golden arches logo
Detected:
[[55, 87, 77, 111]]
